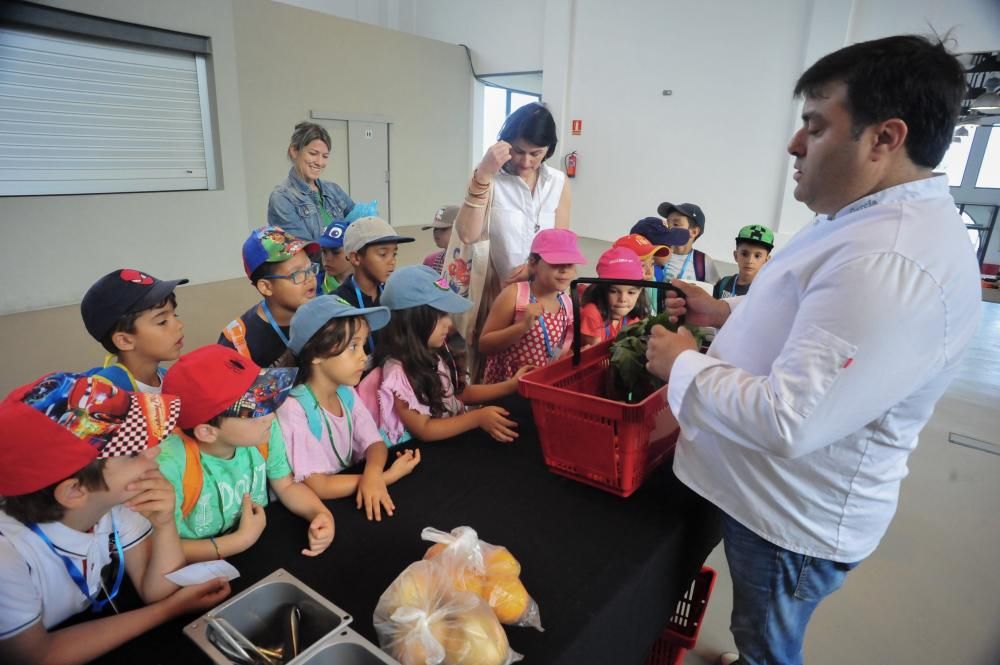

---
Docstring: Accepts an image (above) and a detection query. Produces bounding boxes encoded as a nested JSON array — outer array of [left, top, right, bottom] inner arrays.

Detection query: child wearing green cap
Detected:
[[713, 224, 775, 299]]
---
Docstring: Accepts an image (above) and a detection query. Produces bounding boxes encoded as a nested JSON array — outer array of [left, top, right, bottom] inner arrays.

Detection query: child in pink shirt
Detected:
[[360, 265, 529, 446], [277, 296, 420, 521]]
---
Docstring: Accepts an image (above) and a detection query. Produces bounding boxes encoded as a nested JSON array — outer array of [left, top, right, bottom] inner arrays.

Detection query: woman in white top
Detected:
[[455, 103, 572, 286]]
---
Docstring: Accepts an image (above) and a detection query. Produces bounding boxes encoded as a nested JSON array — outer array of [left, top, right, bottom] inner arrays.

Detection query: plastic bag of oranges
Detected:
[[421, 526, 543, 631], [374, 560, 522, 665]]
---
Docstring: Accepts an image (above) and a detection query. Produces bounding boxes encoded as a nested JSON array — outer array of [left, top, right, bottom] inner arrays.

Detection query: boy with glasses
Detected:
[[220, 226, 320, 367]]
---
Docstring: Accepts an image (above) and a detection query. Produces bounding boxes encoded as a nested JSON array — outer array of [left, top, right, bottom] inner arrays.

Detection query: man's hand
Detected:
[[645, 325, 699, 381], [665, 280, 731, 327]]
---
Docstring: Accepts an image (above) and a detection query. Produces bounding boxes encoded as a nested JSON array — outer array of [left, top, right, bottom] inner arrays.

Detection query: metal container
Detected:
[[184, 569, 352, 664], [296, 627, 401, 665]]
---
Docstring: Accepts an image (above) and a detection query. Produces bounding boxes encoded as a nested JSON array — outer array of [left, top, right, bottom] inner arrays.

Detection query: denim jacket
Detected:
[[267, 168, 355, 241]]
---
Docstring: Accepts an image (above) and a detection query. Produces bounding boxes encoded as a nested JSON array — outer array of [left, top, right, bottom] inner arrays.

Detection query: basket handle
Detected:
[[569, 278, 686, 366]]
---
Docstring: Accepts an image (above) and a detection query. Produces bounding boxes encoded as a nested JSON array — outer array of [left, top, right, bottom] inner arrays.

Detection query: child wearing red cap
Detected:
[[579, 248, 651, 347], [479, 229, 586, 382], [0, 374, 230, 664], [156, 346, 334, 563]]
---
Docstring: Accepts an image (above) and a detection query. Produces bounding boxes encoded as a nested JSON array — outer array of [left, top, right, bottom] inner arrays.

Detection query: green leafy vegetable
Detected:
[[607, 315, 707, 403]]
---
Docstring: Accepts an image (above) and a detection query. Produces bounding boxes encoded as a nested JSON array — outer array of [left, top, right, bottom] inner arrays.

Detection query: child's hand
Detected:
[[357, 472, 395, 522], [477, 406, 519, 443], [522, 302, 544, 329], [387, 449, 421, 481], [511, 365, 537, 382], [302, 511, 334, 557], [236, 493, 267, 550], [124, 469, 176, 528], [165, 577, 231, 617]]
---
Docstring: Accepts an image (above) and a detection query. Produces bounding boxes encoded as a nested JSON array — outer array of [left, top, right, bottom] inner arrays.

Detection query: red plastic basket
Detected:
[[645, 566, 718, 665], [517, 338, 679, 497]]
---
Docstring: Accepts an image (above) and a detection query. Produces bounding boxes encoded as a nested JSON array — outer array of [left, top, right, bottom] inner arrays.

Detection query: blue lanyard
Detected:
[[260, 300, 291, 346], [349, 276, 381, 351], [671, 252, 693, 281], [529, 292, 565, 359], [28, 517, 124, 613], [604, 315, 631, 340]]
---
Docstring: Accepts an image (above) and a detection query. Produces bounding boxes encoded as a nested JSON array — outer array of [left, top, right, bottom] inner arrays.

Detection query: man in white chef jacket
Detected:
[[645, 35, 981, 665]]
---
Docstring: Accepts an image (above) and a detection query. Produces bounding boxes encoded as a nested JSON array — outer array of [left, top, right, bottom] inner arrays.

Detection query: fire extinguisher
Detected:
[[564, 151, 578, 178]]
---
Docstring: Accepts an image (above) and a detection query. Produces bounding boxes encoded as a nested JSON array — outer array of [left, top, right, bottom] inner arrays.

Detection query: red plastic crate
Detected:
[[645, 566, 718, 665], [517, 338, 679, 497]]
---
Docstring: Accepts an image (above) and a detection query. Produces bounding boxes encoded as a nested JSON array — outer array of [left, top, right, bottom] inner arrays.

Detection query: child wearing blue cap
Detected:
[[317, 219, 353, 295], [277, 296, 420, 522], [360, 265, 530, 447], [219, 226, 319, 368]]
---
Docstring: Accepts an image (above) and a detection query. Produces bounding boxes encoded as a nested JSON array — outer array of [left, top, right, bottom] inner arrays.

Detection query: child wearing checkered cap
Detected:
[[0, 373, 231, 663]]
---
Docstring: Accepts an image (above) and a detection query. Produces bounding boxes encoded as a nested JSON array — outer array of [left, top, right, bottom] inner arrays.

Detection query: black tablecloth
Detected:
[[96, 396, 721, 665]]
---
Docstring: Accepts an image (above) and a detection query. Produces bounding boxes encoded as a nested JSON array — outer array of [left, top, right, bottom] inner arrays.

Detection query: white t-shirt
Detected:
[[135, 380, 161, 394], [668, 175, 981, 562], [0, 506, 151, 637]]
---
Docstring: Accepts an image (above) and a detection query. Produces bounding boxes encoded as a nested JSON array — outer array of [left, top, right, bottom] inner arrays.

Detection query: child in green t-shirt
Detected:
[[156, 345, 334, 563]]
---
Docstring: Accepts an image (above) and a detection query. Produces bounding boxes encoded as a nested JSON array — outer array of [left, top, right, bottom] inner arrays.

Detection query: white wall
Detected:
[[550, 0, 812, 260]]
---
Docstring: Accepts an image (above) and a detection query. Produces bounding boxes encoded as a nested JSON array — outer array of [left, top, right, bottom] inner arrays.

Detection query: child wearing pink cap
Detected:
[[579, 247, 650, 347], [478, 229, 587, 382]]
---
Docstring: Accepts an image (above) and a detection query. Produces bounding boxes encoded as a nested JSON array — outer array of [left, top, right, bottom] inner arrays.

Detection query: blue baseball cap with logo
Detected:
[[288, 295, 391, 356], [381, 265, 473, 313], [319, 219, 350, 250]]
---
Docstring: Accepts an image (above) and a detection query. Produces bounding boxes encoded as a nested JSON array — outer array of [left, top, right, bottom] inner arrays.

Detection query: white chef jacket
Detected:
[[668, 175, 981, 562]]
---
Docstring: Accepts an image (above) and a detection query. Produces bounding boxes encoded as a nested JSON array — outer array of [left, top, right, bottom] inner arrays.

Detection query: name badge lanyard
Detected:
[[350, 276, 381, 351], [605, 315, 631, 340], [28, 517, 124, 613], [529, 292, 566, 359], [305, 385, 354, 469], [260, 300, 291, 347], [671, 252, 693, 281]]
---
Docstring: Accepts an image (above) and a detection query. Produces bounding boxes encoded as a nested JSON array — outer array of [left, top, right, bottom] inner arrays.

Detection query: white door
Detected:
[[347, 121, 390, 222]]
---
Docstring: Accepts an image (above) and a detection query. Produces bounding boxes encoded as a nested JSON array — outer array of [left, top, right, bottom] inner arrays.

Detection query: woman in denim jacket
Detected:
[[268, 122, 355, 242]]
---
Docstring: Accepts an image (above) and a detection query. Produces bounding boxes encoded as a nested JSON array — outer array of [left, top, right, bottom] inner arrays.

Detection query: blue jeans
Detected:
[[723, 514, 861, 665]]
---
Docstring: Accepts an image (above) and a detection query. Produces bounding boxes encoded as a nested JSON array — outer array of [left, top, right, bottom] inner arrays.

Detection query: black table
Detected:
[[96, 396, 721, 665]]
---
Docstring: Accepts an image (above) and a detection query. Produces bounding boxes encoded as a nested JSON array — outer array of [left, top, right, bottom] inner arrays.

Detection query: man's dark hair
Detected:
[[793, 35, 965, 168], [0, 459, 108, 524], [99, 293, 178, 354]]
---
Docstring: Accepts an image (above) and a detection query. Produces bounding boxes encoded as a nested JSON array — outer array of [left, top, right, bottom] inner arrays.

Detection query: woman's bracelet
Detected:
[[209, 536, 222, 560], [466, 187, 488, 199], [472, 169, 491, 188], [463, 197, 486, 208]]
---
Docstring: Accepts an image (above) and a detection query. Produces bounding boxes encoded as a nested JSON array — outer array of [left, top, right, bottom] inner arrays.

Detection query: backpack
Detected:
[[221, 317, 252, 359], [85, 357, 166, 392], [177, 385, 357, 517]]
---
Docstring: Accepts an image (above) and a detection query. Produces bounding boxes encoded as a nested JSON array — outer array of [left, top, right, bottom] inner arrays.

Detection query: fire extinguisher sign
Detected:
[[571, 119, 582, 135]]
